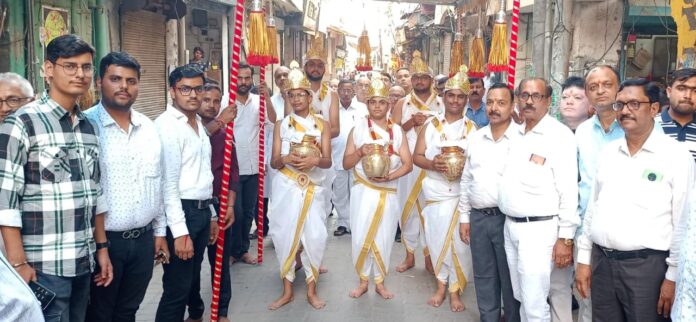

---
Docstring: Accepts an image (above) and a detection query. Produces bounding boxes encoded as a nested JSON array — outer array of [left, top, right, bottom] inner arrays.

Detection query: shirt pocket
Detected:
[[39, 146, 71, 183], [84, 146, 100, 182], [140, 156, 161, 210], [519, 161, 549, 195]]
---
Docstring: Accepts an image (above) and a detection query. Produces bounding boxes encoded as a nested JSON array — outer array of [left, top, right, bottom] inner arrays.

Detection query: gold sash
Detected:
[[399, 170, 426, 253], [409, 91, 436, 111], [289, 114, 324, 133]]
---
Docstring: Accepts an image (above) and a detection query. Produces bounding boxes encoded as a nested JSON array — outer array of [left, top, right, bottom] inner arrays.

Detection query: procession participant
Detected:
[[466, 77, 489, 128], [414, 67, 475, 311], [391, 50, 443, 273], [343, 79, 412, 299], [388, 85, 406, 117], [395, 67, 413, 94], [459, 83, 521, 322], [332, 79, 368, 237], [0, 72, 34, 121], [0, 34, 111, 322], [154, 64, 214, 322], [657, 68, 696, 161], [559, 76, 592, 132], [576, 78, 694, 322], [267, 68, 332, 310], [85, 51, 169, 322], [304, 35, 339, 138], [356, 76, 371, 104], [499, 77, 579, 321]]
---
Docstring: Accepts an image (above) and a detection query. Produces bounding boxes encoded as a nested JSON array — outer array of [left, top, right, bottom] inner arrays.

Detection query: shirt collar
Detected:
[[618, 126, 661, 155], [520, 114, 551, 135], [236, 94, 257, 106], [166, 105, 200, 123], [41, 91, 87, 122], [466, 101, 486, 113], [661, 107, 696, 126], [483, 120, 518, 141], [591, 114, 621, 133], [95, 102, 143, 128]]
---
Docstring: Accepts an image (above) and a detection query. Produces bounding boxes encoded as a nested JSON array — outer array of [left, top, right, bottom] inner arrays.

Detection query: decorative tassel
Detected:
[[488, 0, 509, 72], [449, 33, 465, 77], [267, 23, 279, 64], [247, 0, 271, 66], [356, 29, 372, 71], [468, 28, 486, 78]]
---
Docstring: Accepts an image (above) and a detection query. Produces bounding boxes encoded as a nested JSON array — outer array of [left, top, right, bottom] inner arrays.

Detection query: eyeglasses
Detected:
[[176, 86, 204, 96], [54, 63, 93, 76], [611, 101, 651, 111], [0, 97, 32, 108], [287, 92, 309, 99], [518, 93, 546, 102]]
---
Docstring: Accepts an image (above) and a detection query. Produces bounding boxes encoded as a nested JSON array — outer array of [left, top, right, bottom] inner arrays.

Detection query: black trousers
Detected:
[[230, 174, 258, 258], [187, 204, 233, 319], [86, 228, 155, 322], [591, 244, 670, 322], [155, 201, 211, 322]]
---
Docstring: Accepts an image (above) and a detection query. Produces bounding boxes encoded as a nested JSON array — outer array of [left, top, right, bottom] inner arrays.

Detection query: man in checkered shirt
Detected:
[[0, 34, 112, 322]]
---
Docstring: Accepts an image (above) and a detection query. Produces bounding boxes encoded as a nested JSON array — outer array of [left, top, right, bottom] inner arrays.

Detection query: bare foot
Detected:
[[268, 294, 293, 310], [307, 293, 326, 309], [396, 252, 415, 273], [375, 283, 394, 299], [424, 255, 435, 275], [427, 282, 446, 307], [240, 253, 258, 265], [349, 280, 369, 298], [319, 265, 328, 274], [449, 292, 465, 312]]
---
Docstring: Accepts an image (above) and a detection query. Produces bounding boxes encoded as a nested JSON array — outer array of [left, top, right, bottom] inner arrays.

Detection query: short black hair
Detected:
[[45, 34, 95, 64], [203, 78, 221, 93], [193, 46, 204, 54], [487, 83, 514, 101], [668, 68, 696, 87], [584, 65, 620, 84], [239, 63, 254, 76], [618, 78, 660, 103], [338, 79, 354, 87], [561, 76, 584, 91], [380, 71, 393, 82], [518, 77, 553, 97], [99, 51, 141, 79], [396, 67, 410, 74], [168, 64, 205, 88], [468, 77, 485, 87]]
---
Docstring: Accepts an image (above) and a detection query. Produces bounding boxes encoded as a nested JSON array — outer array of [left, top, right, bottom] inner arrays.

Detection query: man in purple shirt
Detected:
[[186, 80, 238, 322]]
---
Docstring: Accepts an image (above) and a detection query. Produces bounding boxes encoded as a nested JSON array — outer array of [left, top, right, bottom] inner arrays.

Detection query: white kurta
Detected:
[[268, 113, 329, 283], [349, 119, 404, 283], [398, 92, 442, 254], [421, 116, 475, 293]]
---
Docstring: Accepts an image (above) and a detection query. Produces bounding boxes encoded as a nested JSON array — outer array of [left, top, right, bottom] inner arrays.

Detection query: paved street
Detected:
[[137, 216, 481, 322]]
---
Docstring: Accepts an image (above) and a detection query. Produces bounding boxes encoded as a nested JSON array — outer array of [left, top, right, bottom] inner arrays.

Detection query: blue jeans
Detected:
[[36, 270, 91, 322]]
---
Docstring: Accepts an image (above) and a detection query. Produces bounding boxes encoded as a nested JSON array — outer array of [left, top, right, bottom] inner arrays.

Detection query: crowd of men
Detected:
[[1, 32, 696, 322]]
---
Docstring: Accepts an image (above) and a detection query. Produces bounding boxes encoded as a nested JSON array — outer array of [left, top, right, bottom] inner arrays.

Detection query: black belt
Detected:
[[595, 244, 669, 260], [182, 199, 214, 209], [474, 207, 502, 216], [106, 223, 153, 240], [506, 215, 556, 223]]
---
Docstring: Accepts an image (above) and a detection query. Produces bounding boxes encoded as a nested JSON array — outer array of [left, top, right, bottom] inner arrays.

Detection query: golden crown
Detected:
[[305, 34, 327, 63], [409, 50, 431, 75], [284, 68, 311, 92], [367, 79, 389, 98], [444, 65, 471, 94]]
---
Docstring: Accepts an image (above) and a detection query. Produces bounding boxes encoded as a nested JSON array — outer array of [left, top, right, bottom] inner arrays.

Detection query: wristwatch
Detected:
[[96, 241, 110, 250], [560, 238, 574, 246]]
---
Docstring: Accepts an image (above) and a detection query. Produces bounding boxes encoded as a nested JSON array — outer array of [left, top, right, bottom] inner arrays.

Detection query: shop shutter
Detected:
[[121, 10, 167, 119]]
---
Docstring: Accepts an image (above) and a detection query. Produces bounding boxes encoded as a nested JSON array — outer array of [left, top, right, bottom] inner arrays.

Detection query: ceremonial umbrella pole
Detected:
[[507, 0, 521, 89], [488, 0, 509, 74], [210, 0, 245, 321], [247, 0, 271, 264]]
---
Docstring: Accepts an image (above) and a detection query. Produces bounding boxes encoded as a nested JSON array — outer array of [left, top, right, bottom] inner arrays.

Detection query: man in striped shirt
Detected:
[[657, 68, 696, 162]]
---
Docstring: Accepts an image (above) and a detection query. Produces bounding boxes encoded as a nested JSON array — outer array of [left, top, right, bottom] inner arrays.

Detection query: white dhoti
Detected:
[[422, 177, 473, 293], [397, 168, 427, 255], [268, 167, 328, 283]]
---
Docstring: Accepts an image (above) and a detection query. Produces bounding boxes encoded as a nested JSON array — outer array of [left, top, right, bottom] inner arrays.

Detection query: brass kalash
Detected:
[[289, 135, 321, 171], [362, 143, 391, 178], [440, 146, 466, 182]]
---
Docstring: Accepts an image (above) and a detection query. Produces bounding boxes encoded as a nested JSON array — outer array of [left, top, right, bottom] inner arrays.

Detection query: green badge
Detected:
[[642, 169, 663, 182]]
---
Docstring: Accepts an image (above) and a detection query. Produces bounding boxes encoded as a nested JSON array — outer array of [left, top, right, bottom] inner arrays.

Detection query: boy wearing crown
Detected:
[[413, 66, 476, 312], [267, 68, 332, 310], [343, 79, 413, 300]]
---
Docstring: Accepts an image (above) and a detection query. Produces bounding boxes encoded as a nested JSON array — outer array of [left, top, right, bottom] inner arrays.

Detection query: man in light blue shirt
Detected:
[[466, 77, 489, 128]]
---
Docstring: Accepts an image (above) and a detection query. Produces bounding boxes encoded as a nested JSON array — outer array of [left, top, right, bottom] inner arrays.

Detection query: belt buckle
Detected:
[[297, 173, 309, 188], [121, 229, 141, 239]]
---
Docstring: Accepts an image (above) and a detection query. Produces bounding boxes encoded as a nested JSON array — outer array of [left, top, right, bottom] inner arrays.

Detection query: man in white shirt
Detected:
[[229, 63, 276, 265], [498, 77, 579, 321], [459, 83, 521, 322], [85, 52, 170, 321], [332, 79, 368, 237], [154, 64, 214, 322], [356, 76, 371, 104], [575, 78, 694, 322]]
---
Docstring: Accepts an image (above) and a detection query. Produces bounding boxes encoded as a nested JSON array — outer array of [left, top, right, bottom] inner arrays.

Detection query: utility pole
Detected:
[[532, 0, 547, 77], [550, 0, 574, 96]]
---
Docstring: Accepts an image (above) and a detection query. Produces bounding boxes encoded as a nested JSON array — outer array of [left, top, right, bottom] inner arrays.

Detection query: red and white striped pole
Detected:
[[257, 68, 266, 264], [507, 0, 521, 89], [210, 1, 244, 321]]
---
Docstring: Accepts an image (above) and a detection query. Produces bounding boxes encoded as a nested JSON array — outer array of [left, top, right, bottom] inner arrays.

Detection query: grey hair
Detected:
[[0, 73, 34, 97]]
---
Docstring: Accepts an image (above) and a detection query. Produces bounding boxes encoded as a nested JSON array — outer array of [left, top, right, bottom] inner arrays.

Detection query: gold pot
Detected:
[[361, 143, 391, 178], [440, 146, 465, 181], [290, 135, 321, 171]]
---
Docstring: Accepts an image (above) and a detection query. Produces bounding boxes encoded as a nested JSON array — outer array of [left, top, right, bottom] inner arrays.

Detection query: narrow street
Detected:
[[137, 216, 481, 322]]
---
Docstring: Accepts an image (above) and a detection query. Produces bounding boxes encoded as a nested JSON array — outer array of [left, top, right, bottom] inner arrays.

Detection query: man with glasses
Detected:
[[498, 77, 579, 321], [331, 79, 368, 237], [657, 68, 696, 162], [356, 76, 371, 104], [154, 64, 214, 322], [0, 72, 34, 121], [576, 78, 694, 322], [0, 34, 112, 322], [388, 85, 406, 117]]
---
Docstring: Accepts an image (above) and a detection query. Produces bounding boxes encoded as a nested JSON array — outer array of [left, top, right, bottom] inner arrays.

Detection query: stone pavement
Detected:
[[137, 216, 481, 322]]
